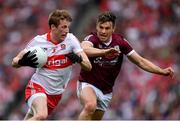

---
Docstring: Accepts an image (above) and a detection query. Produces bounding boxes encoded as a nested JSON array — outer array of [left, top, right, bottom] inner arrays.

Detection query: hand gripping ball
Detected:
[[28, 46, 48, 68]]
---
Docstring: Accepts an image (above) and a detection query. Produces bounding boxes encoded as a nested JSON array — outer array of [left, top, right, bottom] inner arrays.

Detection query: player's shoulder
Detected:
[[33, 33, 48, 42], [66, 33, 76, 39], [84, 32, 98, 41], [112, 33, 125, 41], [26, 33, 48, 47], [65, 33, 79, 43], [65, 33, 81, 46], [112, 33, 130, 44]]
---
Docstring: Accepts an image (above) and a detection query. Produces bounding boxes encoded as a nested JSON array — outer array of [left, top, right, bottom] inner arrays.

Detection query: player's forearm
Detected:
[[12, 57, 21, 68], [12, 50, 26, 68], [137, 58, 166, 75], [83, 48, 106, 57], [78, 52, 92, 71], [80, 60, 92, 71]]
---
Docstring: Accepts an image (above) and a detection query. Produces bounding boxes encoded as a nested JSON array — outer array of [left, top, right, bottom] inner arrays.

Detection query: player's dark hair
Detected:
[[97, 11, 116, 27], [48, 9, 72, 28]]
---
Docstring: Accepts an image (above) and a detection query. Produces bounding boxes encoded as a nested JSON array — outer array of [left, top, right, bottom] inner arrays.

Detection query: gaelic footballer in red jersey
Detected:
[[77, 11, 174, 120], [12, 9, 91, 120]]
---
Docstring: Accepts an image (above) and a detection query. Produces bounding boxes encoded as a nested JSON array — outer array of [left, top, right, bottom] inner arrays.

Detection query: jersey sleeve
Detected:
[[83, 34, 97, 46], [25, 36, 40, 49], [121, 38, 134, 56], [23, 36, 38, 52], [70, 34, 83, 53]]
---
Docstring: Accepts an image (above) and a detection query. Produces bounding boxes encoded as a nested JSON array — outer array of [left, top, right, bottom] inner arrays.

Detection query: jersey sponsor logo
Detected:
[[44, 55, 72, 69], [94, 56, 118, 68]]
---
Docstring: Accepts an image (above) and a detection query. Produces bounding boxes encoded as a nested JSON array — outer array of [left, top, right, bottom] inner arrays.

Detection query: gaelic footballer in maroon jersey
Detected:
[[79, 32, 134, 94], [77, 11, 173, 120]]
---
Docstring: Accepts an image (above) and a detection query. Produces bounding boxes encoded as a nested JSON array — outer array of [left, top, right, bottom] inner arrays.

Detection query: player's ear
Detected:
[[51, 24, 56, 30], [112, 29, 115, 32], [112, 25, 116, 32], [96, 25, 98, 31]]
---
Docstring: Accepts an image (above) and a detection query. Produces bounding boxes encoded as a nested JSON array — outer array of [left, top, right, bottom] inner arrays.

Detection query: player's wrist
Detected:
[[77, 56, 83, 63], [158, 68, 167, 75], [65, 52, 83, 63], [12, 57, 21, 67], [102, 49, 107, 56]]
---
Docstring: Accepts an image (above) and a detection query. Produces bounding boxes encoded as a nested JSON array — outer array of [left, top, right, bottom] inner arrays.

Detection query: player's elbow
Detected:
[[81, 61, 92, 71], [86, 64, 92, 71], [84, 63, 92, 71]]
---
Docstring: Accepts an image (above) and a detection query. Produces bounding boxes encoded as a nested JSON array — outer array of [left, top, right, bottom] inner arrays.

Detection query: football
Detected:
[[28, 46, 48, 68]]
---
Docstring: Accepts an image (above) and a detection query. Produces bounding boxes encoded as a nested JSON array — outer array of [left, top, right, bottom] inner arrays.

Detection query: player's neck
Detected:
[[103, 36, 112, 46], [51, 33, 63, 44]]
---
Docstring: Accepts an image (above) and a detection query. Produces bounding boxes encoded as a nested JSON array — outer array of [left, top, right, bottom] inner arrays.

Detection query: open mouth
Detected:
[[61, 34, 67, 38], [100, 35, 107, 39], [100, 33, 106, 36]]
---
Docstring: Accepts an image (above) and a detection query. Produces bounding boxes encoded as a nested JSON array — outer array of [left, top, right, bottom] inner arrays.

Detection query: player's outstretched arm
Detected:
[[12, 50, 38, 68], [128, 51, 174, 78], [81, 41, 120, 57]]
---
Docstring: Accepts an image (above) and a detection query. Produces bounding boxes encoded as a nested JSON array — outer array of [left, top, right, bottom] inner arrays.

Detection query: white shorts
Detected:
[[77, 81, 112, 111]]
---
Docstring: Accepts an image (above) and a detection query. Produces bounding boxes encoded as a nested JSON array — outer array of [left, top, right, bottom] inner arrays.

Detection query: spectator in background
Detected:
[[77, 11, 174, 120], [0, 0, 178, 120], [11, 9, 91, 120]]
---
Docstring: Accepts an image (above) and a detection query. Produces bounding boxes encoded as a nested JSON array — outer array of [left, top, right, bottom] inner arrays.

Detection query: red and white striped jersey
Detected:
[[25, 32, 83, 95]]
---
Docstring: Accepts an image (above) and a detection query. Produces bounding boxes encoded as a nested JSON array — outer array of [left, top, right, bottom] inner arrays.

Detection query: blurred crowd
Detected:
[[0, 0, 179, 120]]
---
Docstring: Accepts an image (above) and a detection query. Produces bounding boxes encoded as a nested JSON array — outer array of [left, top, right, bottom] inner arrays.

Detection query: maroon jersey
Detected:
[[79, 32, 134, 94]]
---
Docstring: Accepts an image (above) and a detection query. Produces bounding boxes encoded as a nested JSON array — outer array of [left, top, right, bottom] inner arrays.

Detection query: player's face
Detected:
[[53, 19, 71, 42], [96, 21, 114, 43]]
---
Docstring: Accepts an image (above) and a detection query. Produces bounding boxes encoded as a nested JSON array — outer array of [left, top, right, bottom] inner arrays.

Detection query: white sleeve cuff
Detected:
[[127, 50, 135, 56]]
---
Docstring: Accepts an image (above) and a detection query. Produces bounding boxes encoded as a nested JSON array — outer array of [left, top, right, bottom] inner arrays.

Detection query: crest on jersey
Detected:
[[114, 45, 120, 51], [60, 44, 66, 50]]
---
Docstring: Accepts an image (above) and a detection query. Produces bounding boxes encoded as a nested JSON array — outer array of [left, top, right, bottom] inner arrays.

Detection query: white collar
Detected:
[[103, 36, 112, 46]]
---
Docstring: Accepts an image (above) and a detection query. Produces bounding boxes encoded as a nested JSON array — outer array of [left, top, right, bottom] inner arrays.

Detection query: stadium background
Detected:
[[0, 0, 179, 120]]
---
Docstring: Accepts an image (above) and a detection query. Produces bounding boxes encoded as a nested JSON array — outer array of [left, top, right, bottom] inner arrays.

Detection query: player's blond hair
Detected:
[[48, 9, 72, 28]]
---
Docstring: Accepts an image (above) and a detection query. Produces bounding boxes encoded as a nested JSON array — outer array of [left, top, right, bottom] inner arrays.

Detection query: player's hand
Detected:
[[104, 48, 120, 58], [65, 52, 82, 63], [163, 67, 174, 79], [18, 51, 38, 68]]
